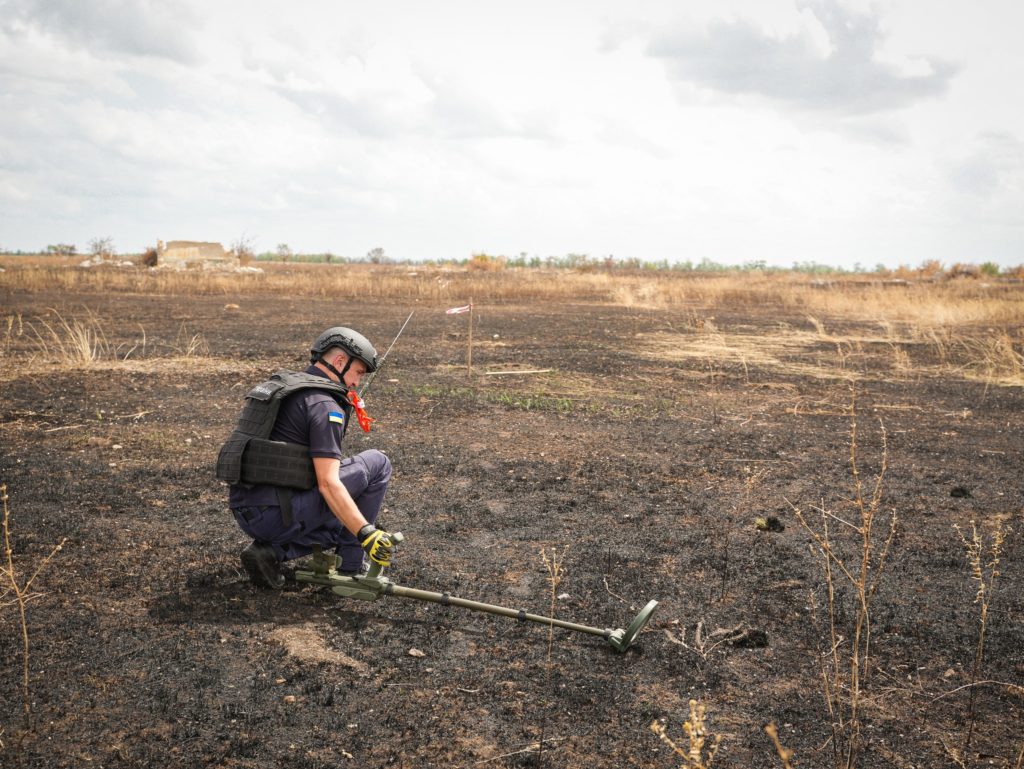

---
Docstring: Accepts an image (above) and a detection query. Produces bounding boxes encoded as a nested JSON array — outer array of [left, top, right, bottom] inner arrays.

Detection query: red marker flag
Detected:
[[347, 390, 374, 432], [446, 304, 472, 315]]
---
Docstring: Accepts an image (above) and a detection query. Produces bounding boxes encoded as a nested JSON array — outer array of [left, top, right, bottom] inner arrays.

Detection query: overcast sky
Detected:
[[1, 0, 1022, 268]]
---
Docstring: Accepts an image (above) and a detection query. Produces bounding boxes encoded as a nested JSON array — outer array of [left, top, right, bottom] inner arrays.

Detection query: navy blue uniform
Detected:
[[229, 365, 391, 571]]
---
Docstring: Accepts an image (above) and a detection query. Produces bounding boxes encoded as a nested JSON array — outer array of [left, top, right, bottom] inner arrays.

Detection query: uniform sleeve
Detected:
[[305, 394, 346, 460]]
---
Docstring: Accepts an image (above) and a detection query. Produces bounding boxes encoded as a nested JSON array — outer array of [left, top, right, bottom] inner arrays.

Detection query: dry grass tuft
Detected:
[[171, 323, 209, 358], [637, 322, 1023, 388], [958, 331, 1024, 386], [637, 328, 860, 383], [26, 308, 112, 364], [16, 308, 151, 367], [0, 310, 234, 381], [953, 515, 1010, 752], [650, 699, 723, 769]]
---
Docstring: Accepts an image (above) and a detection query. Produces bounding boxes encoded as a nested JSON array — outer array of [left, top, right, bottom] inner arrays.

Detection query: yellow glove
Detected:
[[358, 524, 394, 567]]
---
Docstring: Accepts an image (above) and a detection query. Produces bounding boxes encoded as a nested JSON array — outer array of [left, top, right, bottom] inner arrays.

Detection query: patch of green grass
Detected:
[[488, 391, 574, 413], [410, 384, 476, 400], [410, 384, 575, 413]]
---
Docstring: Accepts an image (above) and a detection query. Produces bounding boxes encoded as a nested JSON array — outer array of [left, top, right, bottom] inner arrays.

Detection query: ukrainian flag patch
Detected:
[[328, 411, 345, 425]]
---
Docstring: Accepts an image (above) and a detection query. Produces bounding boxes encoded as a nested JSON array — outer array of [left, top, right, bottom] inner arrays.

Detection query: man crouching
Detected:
[[216, 326, 395, 588]]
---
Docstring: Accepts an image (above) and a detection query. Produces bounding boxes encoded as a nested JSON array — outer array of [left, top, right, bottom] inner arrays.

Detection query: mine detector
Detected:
[[295, 534, 659, 653]]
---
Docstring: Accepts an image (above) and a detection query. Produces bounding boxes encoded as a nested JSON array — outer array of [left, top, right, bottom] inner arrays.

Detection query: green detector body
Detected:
[[295, 532, 658, 653]]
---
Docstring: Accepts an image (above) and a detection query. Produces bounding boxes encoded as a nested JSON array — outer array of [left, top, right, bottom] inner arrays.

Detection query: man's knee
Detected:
[[358, 449, 392, 485]]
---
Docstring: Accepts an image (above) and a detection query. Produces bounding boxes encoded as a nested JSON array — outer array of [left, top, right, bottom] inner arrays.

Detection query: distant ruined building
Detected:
[[157, 240, 238, 268]]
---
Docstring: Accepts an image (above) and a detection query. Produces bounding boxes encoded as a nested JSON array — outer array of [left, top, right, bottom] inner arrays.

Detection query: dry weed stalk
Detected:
[[807, 315, 829, 338], [1, 484, 67, 731], [764, 722, 796, 768], [953, 515, 1009, 752], [540, 545, 566, 667], [536, 546, 567, 768], [790, 387, 898, 769], [2, 313, 23, 357], [649, 699, 722, 769], [834, 341, 849, 373]]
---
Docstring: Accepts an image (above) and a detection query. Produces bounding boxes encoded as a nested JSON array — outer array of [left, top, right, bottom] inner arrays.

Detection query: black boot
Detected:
[[241, 541, 285, 589]]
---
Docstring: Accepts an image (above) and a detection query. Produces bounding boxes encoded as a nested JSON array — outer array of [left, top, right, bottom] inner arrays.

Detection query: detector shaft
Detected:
[[388, 584, 612, 638]]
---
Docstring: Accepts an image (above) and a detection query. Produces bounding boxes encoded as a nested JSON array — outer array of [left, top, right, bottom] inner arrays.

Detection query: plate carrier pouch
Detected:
[[216, 370, 351, 500]]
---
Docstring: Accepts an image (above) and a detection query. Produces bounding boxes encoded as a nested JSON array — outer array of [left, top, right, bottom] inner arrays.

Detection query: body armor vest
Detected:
[[216, 370, 350, 490]]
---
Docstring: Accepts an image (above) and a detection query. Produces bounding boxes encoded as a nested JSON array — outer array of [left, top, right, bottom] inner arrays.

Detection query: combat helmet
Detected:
[[310, 327, 379, 373]]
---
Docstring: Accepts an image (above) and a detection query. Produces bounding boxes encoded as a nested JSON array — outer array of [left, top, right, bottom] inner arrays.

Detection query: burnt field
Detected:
[[1, 267, 1022, 768]]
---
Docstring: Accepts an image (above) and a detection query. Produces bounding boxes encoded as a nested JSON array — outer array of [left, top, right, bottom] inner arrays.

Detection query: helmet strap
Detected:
[[318, 354, 353, 384]]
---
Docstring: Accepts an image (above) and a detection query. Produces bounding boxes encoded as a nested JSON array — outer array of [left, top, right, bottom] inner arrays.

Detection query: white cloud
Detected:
[[3, 0, 202, 63], [647, 0, 958, 116], [946, 133, 1024, 199]]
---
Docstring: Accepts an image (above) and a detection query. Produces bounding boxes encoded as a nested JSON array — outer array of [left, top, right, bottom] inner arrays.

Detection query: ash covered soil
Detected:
[[1, 289, 1021, 768]]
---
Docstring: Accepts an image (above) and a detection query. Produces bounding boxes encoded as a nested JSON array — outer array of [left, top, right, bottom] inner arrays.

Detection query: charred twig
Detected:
[[663, 621, 755, 659], [602, 575, 627, 603], [475, 737, 570, 764], [927, 679, 1024, 703]]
